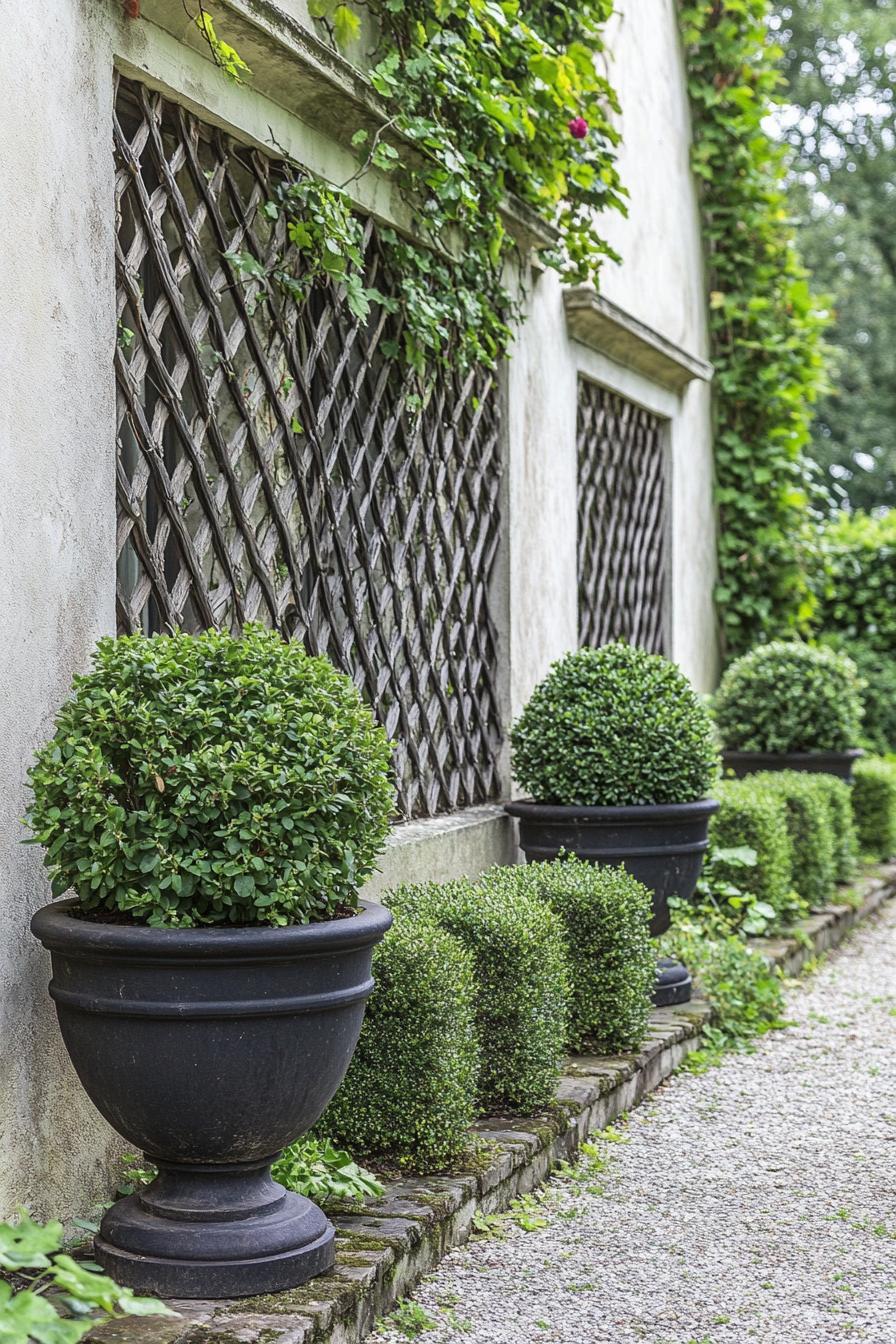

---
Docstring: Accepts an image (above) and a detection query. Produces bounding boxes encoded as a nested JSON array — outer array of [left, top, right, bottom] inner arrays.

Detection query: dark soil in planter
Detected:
[[31, 898, 392, 1300], [722, 749, 863, 781]]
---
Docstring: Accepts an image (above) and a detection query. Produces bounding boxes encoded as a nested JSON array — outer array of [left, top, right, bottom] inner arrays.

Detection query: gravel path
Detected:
[[375, 901, 896, 1344]]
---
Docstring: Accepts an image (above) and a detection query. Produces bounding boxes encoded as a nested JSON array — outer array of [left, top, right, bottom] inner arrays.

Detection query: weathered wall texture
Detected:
[[0, 0, 717, 1219], [0, 0, 124, 1219], [599, 0, 719, 690]]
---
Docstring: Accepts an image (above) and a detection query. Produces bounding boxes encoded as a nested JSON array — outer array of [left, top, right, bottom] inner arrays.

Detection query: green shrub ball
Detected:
[[26, 625, 395, 927], [714, 641, 863, 754], [511, 643, 719, 806], [481, 858, 654, 1054], [388, 879, 570, 1114], [322, 917, 479, 1172]]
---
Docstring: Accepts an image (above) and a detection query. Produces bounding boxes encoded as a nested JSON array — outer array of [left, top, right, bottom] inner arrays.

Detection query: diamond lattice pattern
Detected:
[[577, 380, 668, 653], [114, 77, 504, 819]]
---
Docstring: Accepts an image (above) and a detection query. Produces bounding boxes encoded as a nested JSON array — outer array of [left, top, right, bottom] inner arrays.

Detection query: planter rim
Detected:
[[504, 797, 719, 822], [31, 897, 392, 962], [721, 748, 864, 762]]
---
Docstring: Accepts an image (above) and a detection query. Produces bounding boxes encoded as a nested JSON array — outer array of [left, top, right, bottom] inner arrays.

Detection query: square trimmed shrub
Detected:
[[387, 878, 570, 1114], [806, 773, 858, 883], [709, 779, 793, 916], [758, 772, 836, 910], [477, 857, 654, 1054], [321, 916, 479, 1172], [851, 757, 896, 860]]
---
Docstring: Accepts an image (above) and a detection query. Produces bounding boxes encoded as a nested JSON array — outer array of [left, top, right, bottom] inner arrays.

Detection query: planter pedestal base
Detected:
[[95, 1157, 335, 1299], [653, 956, 692, 1008]]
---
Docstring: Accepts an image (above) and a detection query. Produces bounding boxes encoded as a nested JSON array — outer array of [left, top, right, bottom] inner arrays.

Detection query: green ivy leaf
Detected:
[[332, 4, 361, 48]]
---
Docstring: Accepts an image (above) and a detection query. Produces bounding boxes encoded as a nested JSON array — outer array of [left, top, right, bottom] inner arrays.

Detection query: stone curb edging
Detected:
[[88, 865, 896, 1344]]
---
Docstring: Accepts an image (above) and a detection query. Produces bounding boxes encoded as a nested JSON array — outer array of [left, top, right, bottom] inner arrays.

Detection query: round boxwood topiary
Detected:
[[709, 779, 794, 917], [26, 626, 395, 927], [321, 916, 479, 1172], [759, 772, 836, 910], [851, 757, 896, 860], [479, 857, 654, 1054], [388, 879, 570, 1114], [713, 641, 863, 754], [510, 643, 719, 806]]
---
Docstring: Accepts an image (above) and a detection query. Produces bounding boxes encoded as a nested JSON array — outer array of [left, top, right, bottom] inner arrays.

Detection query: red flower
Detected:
[[568, 116, 588, 140]]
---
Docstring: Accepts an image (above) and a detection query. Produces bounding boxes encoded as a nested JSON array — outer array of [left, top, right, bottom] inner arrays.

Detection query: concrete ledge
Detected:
[[86, 864, 895, 1344], [360, 805, 516, 902], [565, 287, 714, 392]]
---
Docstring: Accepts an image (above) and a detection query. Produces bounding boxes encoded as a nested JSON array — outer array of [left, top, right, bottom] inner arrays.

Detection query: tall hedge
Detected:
[[680, 0, 828, 656], [478, 857, 655, 1054], [821, 634, 896, 756], [322, 916, 479, 1172], [387, 879, 570, 1114]]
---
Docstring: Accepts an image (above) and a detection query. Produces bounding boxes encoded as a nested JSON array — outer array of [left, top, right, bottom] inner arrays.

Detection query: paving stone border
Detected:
[[88, 865, 896, 1344]]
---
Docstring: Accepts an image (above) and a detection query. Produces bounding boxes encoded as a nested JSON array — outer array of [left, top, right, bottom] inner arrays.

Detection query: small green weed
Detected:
[[383, 1300, 437, 1337]]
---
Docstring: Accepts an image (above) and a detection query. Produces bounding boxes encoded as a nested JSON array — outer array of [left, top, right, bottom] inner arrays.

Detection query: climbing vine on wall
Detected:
[[679, 0, 829, 660], [175, 0, 626, 374]]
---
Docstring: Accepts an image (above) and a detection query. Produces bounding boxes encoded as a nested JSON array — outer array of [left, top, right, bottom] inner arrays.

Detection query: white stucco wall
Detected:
[[0, 0, 124, 1219], [0, 0, 718, 1219], [599, 0, 719, 690]]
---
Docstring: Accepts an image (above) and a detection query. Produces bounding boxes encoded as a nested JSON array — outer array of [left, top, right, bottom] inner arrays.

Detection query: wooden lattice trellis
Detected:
[[113, 76, 503, 820], [577, 380, 668, 653]]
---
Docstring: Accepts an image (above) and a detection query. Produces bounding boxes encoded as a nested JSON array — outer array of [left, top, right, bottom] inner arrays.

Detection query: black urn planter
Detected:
[[31, 898, 392, 1300], [505, 799, 719, 1007], [722, 749, 863, 781]]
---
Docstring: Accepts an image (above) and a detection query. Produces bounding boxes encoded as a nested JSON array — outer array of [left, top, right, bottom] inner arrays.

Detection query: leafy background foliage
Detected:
[[680, 0, 829, 657], [775, 0, 896, 512], [811, 511, 896, 654], [511, 643, 719, 807], [26, 627, 394, 926]]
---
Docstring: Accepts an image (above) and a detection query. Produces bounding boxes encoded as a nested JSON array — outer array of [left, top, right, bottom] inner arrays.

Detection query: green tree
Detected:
[[775, 0, 896, 510]]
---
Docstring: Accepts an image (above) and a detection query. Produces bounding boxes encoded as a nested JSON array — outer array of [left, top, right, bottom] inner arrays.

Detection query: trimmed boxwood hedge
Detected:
[[851, 758, 896, 861], [322, 916, 479, 1172], [388, 879, 570, 1114], [806, 772, 858, 883], [478, 858, 654, 1054], [759, 772, 836, 910], [709, 779, 793, 915]]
